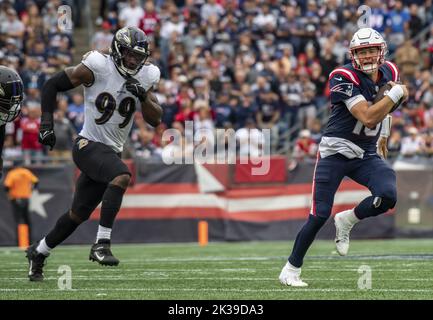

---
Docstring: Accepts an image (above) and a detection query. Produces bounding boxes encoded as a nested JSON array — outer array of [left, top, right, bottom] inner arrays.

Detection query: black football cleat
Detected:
[[89, 243, 119, 266], [26, 242, 48, 282]]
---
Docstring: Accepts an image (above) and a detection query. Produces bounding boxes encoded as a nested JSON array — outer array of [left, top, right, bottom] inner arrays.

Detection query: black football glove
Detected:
[[39, 112, 56, 150], [125, 77, 147, 102]]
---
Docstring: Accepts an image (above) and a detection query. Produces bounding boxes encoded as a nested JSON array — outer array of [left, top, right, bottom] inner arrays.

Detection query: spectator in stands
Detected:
[[213, 91, 235, 129], [132, 124, 162, 160], [395, 39, 421, 82], [138, 0, 160, 39], [67, 93, 85, 132], [293, 129, 317, 162], [308, 118, 323, 144], [236, 118, 265, 157], [408, 3, 423, 39], [91, 21, 114, 51], [421, 131, 433, 157], [19, 103, 43, 165], [49, 109, 76, 161], [20, 56, 47, 92], [297, 69, 317, 129], [386, 0, 410, 53], [400, 127, 423, 158], [0, 8, 24, 48], [200, 0, 224, 21], [21, 2, 44, 50], [119, 0, 144, 28], [387, 130, 402, 159], [1, 134, 23, 165], [235, 93, 258, 130]]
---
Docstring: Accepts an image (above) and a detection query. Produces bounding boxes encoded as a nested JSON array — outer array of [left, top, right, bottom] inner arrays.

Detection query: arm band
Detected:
[[41, 71, 75, 114], [385, 85, 404, 104]]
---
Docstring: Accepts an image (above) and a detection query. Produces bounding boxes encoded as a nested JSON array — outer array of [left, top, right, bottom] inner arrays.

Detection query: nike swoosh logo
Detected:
[[335, 76, 343, 81], [95, 247, 104, 250], [94, 252, 105, 261], [40, 131, 51, 139]]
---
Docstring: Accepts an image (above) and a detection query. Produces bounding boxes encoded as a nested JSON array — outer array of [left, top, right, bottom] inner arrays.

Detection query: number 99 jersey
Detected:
[[79, 50, 160, 153]]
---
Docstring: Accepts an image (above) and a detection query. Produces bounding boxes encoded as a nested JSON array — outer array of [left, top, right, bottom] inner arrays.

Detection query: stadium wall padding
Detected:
[[1, 158, 431, 246]]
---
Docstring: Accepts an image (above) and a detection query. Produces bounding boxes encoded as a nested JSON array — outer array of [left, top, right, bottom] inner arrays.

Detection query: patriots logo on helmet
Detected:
[[330, 83, 354, 97]]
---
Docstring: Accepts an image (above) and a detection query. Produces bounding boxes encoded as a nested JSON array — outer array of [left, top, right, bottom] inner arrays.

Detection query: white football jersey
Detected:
[[79, 51, 160, 152]]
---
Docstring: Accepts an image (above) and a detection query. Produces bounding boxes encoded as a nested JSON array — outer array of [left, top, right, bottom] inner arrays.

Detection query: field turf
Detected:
[[1, 239, 433, 300]]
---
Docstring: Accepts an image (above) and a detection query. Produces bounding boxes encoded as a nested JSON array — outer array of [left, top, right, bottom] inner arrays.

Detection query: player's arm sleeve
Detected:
[[41, 71, 75, 115]]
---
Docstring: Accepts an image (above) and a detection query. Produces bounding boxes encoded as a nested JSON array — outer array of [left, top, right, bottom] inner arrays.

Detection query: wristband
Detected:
[[385, 85, 404, 104]]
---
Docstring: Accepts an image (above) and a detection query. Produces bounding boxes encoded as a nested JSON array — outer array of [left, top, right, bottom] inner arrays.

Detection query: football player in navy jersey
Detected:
[[279, 28, 409, 287]]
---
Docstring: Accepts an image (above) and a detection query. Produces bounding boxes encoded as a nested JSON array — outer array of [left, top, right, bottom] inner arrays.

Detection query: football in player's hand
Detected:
[[374, 83, 403, 113]]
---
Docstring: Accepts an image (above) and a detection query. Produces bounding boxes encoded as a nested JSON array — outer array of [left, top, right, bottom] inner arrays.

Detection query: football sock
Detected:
[[96, 225, 112, 243], [288, 214, 327, 268], [45, 212, 80, 249], [36, 237, 51, 256], [99, 184, 126, 229]]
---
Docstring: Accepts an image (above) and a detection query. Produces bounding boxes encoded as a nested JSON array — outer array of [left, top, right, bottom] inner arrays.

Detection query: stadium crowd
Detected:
[[1, 0, 433, 166]]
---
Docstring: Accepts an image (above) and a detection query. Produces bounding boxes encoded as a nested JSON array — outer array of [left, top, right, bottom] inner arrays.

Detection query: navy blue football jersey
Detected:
[[323, 61, 399, 152]]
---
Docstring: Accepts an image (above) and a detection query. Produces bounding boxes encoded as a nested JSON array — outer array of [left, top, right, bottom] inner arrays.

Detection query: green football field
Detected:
[[1, 239, 433, 300]]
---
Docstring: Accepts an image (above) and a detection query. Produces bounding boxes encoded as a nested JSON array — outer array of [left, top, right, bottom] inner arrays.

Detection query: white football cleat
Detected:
[[334, 209, 359, 256], [279, 262, 308, 287]]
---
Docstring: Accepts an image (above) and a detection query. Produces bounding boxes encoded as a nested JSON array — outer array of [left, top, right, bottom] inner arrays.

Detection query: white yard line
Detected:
[[1, 288, 433, 293], [3, 276, 433, 282]]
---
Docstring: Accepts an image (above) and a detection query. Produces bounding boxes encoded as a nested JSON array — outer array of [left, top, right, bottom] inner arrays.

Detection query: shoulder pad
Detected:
[[329, 67, 360, 86], [81, 51, 108, 75], [382, 61, 400, 82], [137, 63, 161, 87]]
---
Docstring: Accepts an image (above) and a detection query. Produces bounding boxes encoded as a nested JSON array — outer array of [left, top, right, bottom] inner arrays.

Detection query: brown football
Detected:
[[374, 83, 403, 113]]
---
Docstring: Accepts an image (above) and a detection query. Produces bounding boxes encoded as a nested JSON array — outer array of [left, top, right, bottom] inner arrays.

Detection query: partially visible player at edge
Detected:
[[0, 66, 23, 179], [279, 27, 409, 287], [26, 26, 162, 281]]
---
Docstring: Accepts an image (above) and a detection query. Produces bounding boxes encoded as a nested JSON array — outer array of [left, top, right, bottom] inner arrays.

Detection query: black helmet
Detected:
[[0, 66, 23, 125], [110, 26, 150, 78]]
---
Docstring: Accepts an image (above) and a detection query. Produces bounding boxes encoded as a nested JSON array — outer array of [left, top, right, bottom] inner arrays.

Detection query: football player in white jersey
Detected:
[[26, 26, 162, 281]]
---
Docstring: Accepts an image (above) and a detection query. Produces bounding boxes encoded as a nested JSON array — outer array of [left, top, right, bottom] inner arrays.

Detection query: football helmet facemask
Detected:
[[0, 66, 23, 125], [349, 28, 387, 74], [110, 26, 150, 78]]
